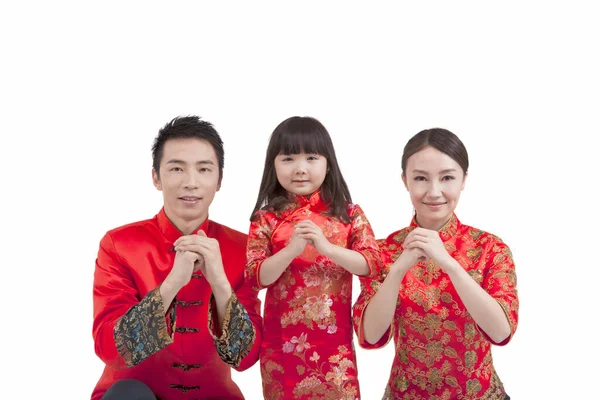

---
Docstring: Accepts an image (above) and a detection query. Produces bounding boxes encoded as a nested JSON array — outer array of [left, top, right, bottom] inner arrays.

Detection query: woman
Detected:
[[353, 128, 518, 399]]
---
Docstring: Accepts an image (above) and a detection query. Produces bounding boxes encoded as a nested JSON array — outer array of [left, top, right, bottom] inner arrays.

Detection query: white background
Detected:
[[1, 1, 597, 399]]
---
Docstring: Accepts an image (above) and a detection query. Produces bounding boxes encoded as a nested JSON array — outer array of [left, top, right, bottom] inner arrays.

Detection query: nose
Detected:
[[294, 160, 308, 175], [183, 170, 199, 189], [427, 181, 442, 197]]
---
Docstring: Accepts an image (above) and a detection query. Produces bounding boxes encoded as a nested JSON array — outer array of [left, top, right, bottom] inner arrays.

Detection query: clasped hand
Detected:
[[168, 230, 227, 289], [287, 220, 333, 257], [401, 227, 454, 272]]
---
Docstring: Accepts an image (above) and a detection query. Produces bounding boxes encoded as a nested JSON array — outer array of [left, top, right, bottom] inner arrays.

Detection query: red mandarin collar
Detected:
[[409, 212, 460, 242], [285, 190, 328, 213], [157, 207, 210, 244]]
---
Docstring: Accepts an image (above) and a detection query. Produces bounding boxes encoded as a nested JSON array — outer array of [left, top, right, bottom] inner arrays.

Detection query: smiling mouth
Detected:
[[423, 202, 446, 206], [180, 197, 201, 201]]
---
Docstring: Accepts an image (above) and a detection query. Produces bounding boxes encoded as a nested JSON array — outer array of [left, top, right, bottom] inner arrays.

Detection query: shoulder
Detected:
[[345, 202, 369, 218], [209, 220, 248, 247], [459, 221, 508, 248], [345, 202, 361, 213], [385, 226, 412, 245], [458, 222, 513, 264], [375, 227, 411, 257], [103, 217, 158, 243], [251, 209, 280, 228]]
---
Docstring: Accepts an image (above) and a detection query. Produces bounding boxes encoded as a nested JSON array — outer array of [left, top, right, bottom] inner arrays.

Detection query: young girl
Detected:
[[246, 116, 380, 400], [353, 128, 518, 399]]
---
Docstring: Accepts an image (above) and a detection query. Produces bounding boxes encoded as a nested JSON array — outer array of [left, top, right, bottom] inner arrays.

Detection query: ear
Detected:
[[217, 174, 222, 192], [152, 168, 162, 191], [461, 171, 468, 191], [401, 173, 409, 191]]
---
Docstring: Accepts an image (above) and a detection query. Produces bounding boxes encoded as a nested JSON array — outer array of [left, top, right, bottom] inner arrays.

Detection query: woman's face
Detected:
[[403, 146, 467, 230]]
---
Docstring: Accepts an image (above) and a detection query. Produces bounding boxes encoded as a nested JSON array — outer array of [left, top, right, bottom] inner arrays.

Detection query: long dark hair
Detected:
[[250, 116, 353, 223]]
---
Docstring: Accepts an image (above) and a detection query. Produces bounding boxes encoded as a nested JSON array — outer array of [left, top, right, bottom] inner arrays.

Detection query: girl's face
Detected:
[[402, 146, 467, 230], [274, 152, 328, 196]]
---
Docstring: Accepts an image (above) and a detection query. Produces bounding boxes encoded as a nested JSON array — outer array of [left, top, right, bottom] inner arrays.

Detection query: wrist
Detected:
[[442, 258, 462, 277], [160, 277, 181, 299], [391, 258, 410, 278], [211, 280, 233, 300], [285, 243, 303, 259], [320, 241, 336, 258]]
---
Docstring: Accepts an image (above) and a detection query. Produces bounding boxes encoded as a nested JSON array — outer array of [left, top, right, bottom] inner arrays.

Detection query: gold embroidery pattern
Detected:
[[355, 214, 517, 399], [114, 287, 174, 367], [249, 198, 378, 399], [209, 293, 256, 368]]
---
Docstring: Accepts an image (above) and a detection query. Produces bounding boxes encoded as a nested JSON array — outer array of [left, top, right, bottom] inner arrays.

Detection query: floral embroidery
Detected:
[[114, 286, 174, 367], [353, 213, 517, 399], [248, 192, 379, 399], [280, 334, 359, 400]]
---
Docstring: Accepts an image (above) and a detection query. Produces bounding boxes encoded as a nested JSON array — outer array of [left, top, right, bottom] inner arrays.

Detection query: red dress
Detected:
[[92, 208, 262, 400], [353, 214, 518, 400], [246, 191, 380, 400]]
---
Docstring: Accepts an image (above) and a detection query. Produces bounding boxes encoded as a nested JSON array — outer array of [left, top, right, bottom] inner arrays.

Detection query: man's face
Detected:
[[152, 138, 221, 233]]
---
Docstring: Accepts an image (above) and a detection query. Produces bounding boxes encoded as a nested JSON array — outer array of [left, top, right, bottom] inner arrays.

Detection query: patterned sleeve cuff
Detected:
[[208, 293, 256, 368], [114, 286, 175, 367], [356, 249, 380, 278], [475, 298, 515, 346]]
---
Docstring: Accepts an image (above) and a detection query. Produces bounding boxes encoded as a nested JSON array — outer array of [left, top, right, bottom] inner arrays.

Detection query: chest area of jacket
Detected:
[[121, 236, 245, 298], [392, 238, 487, 310], [270, 210, 352, 254]]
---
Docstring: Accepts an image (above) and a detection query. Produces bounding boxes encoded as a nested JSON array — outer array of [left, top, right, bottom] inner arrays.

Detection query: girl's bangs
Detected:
[[277, 129, 327, 156]]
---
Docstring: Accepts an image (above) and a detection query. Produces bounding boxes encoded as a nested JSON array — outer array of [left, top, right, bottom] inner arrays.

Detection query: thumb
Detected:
[[196, 229, 207, 237]]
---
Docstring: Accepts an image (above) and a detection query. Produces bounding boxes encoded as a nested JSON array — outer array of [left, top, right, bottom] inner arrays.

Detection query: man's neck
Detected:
[[165, 211, 208, 236]]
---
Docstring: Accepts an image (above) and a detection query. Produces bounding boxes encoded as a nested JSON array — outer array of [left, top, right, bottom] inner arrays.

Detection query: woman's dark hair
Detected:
[[250, 116, 352, 223], [401, 128, 469, 175]]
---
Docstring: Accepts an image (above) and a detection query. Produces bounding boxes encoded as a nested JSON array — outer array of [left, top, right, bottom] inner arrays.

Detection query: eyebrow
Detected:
[[412, 168, 457, 175], [165, 159, 215, 165]]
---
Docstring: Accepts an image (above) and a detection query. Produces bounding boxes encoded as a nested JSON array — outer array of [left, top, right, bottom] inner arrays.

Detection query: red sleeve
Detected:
[[352, 238, 393, 349], [92, 232, 174, 369], [245, 211, 274, 290], [478, 237, 519, 346], [348, 204, 381, 277]]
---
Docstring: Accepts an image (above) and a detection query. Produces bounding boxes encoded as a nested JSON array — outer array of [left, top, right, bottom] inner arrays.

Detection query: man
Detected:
[[92, 116, 262, 399]]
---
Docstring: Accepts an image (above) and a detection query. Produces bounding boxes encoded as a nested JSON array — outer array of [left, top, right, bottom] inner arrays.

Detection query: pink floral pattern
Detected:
[[247, 191, 380, 399]]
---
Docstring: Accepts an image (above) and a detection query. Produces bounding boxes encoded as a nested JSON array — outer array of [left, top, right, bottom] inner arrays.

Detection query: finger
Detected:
[[178, 239, 217, 253], [180, 250, 200, 262], [408, 230, 429, 239], [174, 236, 193, 246], [175, 236, 205, 246], [295, 227, 312, 235], [193, 257, 206, 272], [196, 229, 207, 237], [300, 233, 318, 243], [404, 240, 428, 250], [175, 245, 205, 257]]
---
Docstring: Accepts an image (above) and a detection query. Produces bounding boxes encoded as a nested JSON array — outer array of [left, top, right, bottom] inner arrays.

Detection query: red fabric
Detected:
[[353, 214, 518, 399], [91, 208, 262, 400], [246, 191, 380, 400]]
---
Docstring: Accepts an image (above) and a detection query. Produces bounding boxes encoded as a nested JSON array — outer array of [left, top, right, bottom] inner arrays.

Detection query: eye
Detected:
[[170, 167, 183, 172], [307, 155, 320, 161], [281, 157, 293, 162], [199, 167, 211, 173], [414, 176, 426, 181], [442, 175, 455, 181]]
